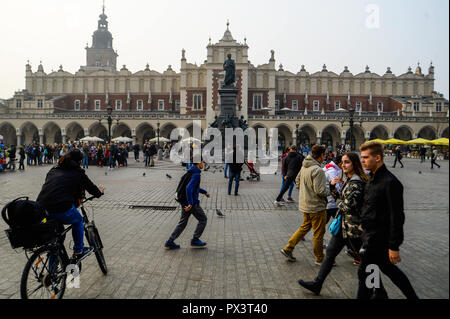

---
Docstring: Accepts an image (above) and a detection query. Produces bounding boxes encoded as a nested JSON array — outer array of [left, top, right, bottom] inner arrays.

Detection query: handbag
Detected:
[[328, 213, 342, 236]]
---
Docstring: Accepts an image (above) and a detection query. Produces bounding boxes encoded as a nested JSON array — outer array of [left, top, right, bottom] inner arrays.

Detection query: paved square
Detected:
[[0, 156, 448, 299]]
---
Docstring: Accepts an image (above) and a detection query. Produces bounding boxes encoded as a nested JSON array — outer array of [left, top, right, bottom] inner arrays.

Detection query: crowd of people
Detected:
[[0, 139, 175, 172]]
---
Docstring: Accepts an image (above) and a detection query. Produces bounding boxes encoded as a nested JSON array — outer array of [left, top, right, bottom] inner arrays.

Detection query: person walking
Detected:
[[228, 147, 244, 196], [358, 141, 418, 299], [133, 143, 140, 162], [297, 152, 370, 295], [430, 148, 441, 169], [18, 146, 25, 170], [165, 157, 210, 249], [278, 147, 296, 203], [82, 143, 90, 169], [280, 145, 329, 264], [392, 146, 404, 168], [419, 146, 426, 163], [149, 142, 157, 167], [274, 145, 304, 206], [224, 144, 232, 178], [323, 155, 343, 224]]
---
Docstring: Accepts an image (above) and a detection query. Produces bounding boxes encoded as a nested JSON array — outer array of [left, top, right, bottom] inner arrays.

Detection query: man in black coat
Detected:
[[228, 147, 244, 196], [274, 145, 304, 206], [358, 141, 418, 299], [37, 149, 103, 258]]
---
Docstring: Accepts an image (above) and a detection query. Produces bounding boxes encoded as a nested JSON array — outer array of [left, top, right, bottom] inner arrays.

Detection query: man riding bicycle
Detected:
[[36, 149, 104, 259]]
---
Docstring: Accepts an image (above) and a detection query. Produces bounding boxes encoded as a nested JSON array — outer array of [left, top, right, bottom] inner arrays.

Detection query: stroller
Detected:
[[245, 160, 260, 181]]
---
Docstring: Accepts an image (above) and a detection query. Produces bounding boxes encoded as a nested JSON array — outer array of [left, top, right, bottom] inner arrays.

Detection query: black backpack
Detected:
[[174, 171, 193, 205], [2, 197, 59, 249], [2, 197, 48, 228]]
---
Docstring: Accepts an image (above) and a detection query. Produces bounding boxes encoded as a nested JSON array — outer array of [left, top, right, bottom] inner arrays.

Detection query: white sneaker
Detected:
[[274, 200, 285, 206]]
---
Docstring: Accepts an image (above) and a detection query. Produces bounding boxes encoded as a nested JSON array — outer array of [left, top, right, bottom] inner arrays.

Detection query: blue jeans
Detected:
[[224, 163, 230, 177], [228, 172, 240, 195], [83, 155, 89, 168], [49, 205, 85, 254], [280, 175, 294, 197], [109, 155, 115, 168]]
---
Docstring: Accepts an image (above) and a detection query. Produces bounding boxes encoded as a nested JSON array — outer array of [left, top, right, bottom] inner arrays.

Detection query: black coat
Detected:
[[360, 164, 405, 251], [283, 152, 304, 178], [36, 160, 102, 214]]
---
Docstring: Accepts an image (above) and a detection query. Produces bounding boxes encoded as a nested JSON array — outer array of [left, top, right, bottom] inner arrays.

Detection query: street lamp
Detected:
[[337, 106, 355, 151], [106, 105, 113, 143], [157, 121, 160, 147], [296, 123, 301, 148]]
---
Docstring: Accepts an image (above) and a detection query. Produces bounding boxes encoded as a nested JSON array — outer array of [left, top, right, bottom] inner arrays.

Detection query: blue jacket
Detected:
[[186, 165, 207, 206]]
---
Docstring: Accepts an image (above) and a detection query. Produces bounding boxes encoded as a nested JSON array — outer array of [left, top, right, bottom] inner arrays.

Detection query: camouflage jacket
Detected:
[[330, 174, 366, 239]]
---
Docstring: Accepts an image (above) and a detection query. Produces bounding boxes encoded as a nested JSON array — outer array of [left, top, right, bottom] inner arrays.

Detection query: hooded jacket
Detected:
[[283, 151, 304, 178], [185, 165, 208, 206], [37, 160, 102, 214], [295, 155, 330, 213]]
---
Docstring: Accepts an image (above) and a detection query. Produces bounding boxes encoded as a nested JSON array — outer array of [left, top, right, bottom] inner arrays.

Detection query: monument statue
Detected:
[[223, 53, 236, 87]]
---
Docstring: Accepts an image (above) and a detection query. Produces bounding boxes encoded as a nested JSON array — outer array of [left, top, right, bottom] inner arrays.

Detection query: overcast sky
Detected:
[[0, 0, 448, 99]]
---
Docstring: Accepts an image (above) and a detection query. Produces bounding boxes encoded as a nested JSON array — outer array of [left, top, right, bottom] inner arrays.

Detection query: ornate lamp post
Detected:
[[296, 123, 301, 148], [337, 106, 356, 151], [107, 105, 113, 143], [157, 121, 160, 147]]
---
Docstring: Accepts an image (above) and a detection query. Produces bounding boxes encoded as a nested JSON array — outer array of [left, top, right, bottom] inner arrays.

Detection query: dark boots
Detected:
[[298, 279, 323, 296]]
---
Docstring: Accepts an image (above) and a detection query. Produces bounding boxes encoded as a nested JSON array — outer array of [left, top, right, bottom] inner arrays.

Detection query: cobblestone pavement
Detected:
[[0, 156, 448, 299]]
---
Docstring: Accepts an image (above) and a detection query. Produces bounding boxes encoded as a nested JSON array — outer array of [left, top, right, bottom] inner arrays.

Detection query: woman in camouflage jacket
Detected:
[[297, 152, 370, 296]]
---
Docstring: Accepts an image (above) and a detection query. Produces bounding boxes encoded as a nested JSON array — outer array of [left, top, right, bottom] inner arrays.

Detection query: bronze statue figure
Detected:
[[223, 54, 236, 87]]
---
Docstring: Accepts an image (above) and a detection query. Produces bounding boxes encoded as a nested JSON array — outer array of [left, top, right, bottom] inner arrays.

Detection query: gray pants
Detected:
[[169, 204, 207, 241]]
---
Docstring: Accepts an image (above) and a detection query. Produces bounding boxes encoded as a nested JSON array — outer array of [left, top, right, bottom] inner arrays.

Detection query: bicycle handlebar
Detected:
[[81, 193, 104, 204]]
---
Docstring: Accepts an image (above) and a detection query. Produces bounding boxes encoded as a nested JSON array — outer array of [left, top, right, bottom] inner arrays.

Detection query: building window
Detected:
[[413, 102, 420, 112], [292, 100, 298, 111], [136, 100, 143, 111], [158, 100, 165, 111], [335, 101, 340, 110], [95, 100, 101, 111], [193, 94, 202, 110], [435, 102, 442, 112], [275, 100, 280, 110], [16, 99, 22, 108], [74, 100, 81, 111], [253, 94, 262, 110], [115, 100, 122, 111], [355, 102, 361, 112], [313, 100, 319, 111], [175, 100, 180, 111], [37, 99, 43, 108], [377, 102, 383, 112]]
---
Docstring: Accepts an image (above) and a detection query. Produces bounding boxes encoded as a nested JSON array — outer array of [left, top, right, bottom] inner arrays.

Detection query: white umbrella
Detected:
[[80, 136, 104, 143], [181, 137, 202, 144], [280, 107, 292, 111], [149, 136, 170, 143], [111, 136, 133, 143]]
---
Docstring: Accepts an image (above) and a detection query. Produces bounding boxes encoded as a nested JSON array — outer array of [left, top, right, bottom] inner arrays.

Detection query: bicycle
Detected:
[[19, 195, 107, 299]]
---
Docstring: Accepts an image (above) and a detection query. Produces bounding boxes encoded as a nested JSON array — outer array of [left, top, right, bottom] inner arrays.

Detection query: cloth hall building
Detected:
[[0, 8, 448, 150]]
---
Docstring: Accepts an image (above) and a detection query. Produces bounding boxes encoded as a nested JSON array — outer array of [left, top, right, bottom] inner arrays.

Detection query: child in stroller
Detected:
[[244, 160, 260, 181]]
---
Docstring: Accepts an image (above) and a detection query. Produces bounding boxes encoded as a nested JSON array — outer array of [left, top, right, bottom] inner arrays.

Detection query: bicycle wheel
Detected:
[[87, 226, 108, 274], [20, 246, 67, 299]]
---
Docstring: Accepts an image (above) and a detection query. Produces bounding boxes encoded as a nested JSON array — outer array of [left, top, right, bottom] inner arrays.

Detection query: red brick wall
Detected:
[[186, 89, 207, 115]]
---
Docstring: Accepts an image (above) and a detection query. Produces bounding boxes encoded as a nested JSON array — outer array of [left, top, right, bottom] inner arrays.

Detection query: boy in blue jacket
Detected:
[[165, 157, 210, 249]]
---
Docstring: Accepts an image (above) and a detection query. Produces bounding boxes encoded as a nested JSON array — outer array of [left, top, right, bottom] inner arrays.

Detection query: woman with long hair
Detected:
[[297, 152, 372, 296]]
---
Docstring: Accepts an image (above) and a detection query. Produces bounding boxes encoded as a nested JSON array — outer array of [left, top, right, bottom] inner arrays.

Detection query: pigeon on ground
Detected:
[[418, 171, 422, 174], [105, 172, 107, 176], [143, 173, 146, 177], [166, 174, 172, 179], [215, 209, 224, 217]]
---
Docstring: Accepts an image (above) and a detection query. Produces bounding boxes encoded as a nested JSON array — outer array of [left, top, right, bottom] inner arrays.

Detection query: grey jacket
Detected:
[[295, 155, 330, 213]]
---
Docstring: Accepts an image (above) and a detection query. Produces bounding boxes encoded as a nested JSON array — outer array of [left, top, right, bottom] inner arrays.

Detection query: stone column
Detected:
[[62, 135, 67, 144], [16, 134, 22, 147], [39, 134, 44, 145]]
